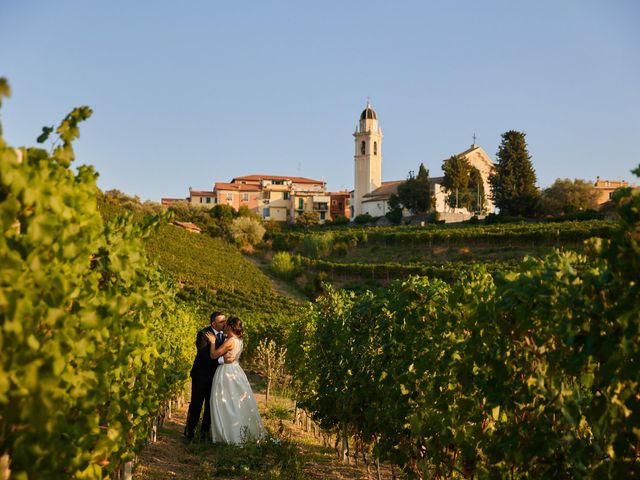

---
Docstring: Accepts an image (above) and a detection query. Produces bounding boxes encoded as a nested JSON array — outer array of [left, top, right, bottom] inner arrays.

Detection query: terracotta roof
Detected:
[[173, 221, 202, 233], [214, 183, 262, 191], [328, 191, 350, 196], [362, 177, 444, 202], [189, 190, 216, 196], [362, 181, 405, 200], [232, 174, 324, 184]]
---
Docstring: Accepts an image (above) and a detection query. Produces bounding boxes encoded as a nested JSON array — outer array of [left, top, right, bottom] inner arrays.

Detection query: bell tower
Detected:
[[353, 102, 383, 217]]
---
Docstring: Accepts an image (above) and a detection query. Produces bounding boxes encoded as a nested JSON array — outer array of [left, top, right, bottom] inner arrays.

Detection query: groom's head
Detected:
[[210, 311, 226, 331]]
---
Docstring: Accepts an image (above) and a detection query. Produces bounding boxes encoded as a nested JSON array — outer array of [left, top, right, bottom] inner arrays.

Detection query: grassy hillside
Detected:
[[146, 224, 303, 358]]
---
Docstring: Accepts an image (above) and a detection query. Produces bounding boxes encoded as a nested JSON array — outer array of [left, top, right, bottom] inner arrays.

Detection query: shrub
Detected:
[[354, 213, 374, 224], [331, 214, 350, 225], [229, 217, 265, 247], [301, 233, 334, 258], [271, 251, 295, 279], [296, 211, 320, 227]]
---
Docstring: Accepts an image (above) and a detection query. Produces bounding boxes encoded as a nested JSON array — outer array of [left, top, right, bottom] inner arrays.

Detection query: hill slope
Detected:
[[146, 224, 303, 356]]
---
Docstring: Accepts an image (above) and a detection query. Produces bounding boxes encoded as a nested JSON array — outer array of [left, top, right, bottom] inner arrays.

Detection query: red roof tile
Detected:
[[214, 183, 262, 191], [231, 174, 324, 184]]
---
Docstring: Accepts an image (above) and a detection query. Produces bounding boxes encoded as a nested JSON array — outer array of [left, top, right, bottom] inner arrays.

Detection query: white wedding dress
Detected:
[[209, 337, 267, 444]]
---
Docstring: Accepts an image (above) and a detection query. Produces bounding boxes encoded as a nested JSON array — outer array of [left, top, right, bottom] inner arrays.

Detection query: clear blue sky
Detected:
[[1, 0, 639, 201]]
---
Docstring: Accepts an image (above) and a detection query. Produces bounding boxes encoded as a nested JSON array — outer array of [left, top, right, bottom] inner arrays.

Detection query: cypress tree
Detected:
[[489, 130, 539, 216]]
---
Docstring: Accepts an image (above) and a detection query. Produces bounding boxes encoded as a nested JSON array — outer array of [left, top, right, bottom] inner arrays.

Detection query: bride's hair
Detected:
[[226, 316, 244, 338]]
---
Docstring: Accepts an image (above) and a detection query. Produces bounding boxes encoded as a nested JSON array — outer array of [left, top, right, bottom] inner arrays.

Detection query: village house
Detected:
[[165, 174, 331, 223], [593, 177, 637, 205]]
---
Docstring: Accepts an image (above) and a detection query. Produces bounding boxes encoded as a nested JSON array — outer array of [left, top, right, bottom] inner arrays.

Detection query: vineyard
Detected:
[[287, 182, 640, 478], [144, 224, 302, 359], [0, 100, 200, 478], [271, 220, 618, 252], [1, 75, 638, 480]]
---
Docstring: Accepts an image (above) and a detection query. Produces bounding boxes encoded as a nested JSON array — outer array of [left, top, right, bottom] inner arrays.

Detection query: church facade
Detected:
[[351, 103, 495, 222]]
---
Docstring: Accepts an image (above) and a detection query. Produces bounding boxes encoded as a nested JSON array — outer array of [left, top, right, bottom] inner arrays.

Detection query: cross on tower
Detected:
[[472, 133, 477, 146]]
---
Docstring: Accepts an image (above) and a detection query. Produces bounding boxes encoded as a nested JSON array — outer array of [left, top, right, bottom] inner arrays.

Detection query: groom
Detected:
[[185, 311, 227, 441]]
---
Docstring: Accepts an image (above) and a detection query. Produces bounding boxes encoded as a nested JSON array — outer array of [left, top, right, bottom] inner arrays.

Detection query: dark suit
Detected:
[[185, 326, 225, 439]]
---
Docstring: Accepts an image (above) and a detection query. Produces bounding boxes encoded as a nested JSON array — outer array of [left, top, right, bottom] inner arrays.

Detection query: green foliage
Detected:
[[330, 214, 350, 225], [442, 154, 479, 210], [0, 95, 195, 478], [271, 251, 295, 279], [490, 130, 540, 216], [193, 436, 304, 479], [538, 178, 600, 216], [263, 218, 283, 238], [354, 213, 374, 225], [229, 216, 265, 247], [237, 204, 261, 220], [391, 163, 435, 214], [296, 211, 320, 227], [97, 189, 163, 223], [145, 224, 303, 360], [297, 257, 514, 283], [300, 233, 334, 258], [271, 220, 617, 251], [385, 206, 403, 224], [288, 174, 640, 478]]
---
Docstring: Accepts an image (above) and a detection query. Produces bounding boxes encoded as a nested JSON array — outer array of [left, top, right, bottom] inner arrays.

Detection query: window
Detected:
[[283, 192, 290, 200], [374, 141, 377, 155], [298, 198, 304, 210], [227, 193, 233, 201], [273, 180, 284, 185], [242, 193, 249, 201], [199, 197, 203, 203], [332, 200, 336, 205], [206, 197, 211, 204], [263, 208, 270, 218], [361, 141, 365, 155], [320, 211, 325, 220]]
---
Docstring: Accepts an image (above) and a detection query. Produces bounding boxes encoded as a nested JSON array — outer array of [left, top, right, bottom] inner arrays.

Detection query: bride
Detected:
[[204, 316, 267, 444]]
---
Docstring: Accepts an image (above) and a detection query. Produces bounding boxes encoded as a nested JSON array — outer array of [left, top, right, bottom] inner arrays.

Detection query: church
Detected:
[[350, 103, 495, 222]]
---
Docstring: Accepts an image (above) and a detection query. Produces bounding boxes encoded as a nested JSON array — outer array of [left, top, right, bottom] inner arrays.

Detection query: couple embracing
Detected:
[[185, 311, 266, 444]]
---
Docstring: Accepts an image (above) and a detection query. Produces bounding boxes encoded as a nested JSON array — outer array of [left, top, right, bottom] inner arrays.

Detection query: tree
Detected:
[[468, 167, 485, 212], [442, 155, 472, 210], [538, 178, 600, 216], [440, 164, 486, 213], [206, 204, 237, 237], [489, 130, 539, 216], [237, 204, 261, 220], [228, 216, 265, 247], [390, 163, 434, 215], [296, 211, 320, 227]]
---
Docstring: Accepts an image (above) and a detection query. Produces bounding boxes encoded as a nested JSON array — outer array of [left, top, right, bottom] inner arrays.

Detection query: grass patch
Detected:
[[188, 432, 304, 479], [263, 403, 294, 422]]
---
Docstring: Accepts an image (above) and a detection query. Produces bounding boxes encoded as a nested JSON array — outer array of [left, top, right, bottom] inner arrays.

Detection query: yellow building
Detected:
[[182, 174, 330, 223]]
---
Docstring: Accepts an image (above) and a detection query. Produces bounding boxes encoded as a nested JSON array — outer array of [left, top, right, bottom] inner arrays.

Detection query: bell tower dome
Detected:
[[353, 102, 383, 217]]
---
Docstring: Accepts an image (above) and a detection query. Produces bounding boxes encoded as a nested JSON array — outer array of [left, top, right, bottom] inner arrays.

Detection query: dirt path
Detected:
[[134, 387, 394, 479]]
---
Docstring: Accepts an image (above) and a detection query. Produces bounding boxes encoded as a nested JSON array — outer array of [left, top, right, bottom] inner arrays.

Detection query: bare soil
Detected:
[[134, 382, 394, 480]]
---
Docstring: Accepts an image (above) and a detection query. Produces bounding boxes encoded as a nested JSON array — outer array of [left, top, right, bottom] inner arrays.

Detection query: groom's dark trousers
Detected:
[[186, 326, 224, 440]]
